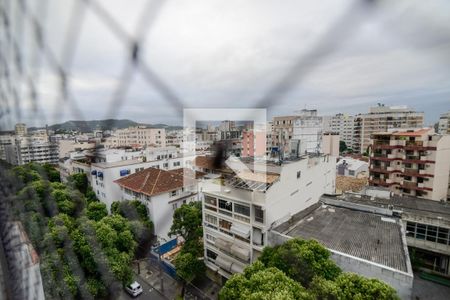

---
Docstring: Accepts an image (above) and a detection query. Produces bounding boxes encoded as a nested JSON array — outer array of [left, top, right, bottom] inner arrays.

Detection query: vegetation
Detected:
[[339, 141, 347, 153], [170, 201, 204, 296], [8, 163, 153, 299], [220, 238, 399, 300]]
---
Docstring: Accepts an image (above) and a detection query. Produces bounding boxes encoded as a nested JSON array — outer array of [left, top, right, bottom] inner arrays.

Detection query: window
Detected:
[[206, 249, 217, 260], [205, 234, 216, 243], [173, 161, 181, 167], [205, 214, 217, 225], [218, 199, 233, 216], [234, 203, 250, 216], [296, 171, 301, 179], [163, 163, 169, 168], [205, 196, 217, 206], [172, 203, 178, 210], [170, 190, 177, 197], [219, 219, 232, 230], [254, 206, 264, 223]]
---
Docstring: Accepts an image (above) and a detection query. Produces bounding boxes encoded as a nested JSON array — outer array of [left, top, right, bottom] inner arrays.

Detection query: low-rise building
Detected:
[[271, 196, 414, 299], [337, 157, 369, 178], [115, 168, 201, 241]]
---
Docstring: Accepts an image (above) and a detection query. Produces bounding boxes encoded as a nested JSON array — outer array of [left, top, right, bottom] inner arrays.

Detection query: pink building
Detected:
[[241, 130, 266, 158]]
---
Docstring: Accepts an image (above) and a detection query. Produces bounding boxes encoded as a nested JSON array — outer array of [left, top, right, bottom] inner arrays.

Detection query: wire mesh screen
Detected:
[[0, 0, 449, 299]]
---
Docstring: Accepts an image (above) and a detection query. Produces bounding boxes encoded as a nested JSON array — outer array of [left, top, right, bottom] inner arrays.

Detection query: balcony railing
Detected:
[[402, 180, 417, 189]]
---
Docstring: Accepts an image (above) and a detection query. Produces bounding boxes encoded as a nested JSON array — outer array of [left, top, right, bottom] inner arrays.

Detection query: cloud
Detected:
[[2, 0, 450, 129]]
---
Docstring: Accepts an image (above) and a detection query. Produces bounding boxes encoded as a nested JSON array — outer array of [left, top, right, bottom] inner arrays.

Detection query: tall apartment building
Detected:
[[357, 104, 424, 153], [438, 110, 450, 134], [369, 128, 450, 201], [327, 113, 355, 150], [5, 138, 59, 165], [292, 109, 323, 154], [0, 131, 15, 160], [15, 123, 27, 136], [271, 115, 296, 157], [241, 129, 266, 158], [111, 126, 166, 147], [200, 154, 336, 283]]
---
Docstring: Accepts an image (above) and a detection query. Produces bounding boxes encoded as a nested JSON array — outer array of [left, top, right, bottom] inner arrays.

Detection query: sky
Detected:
[[1, 0, 450, 130]]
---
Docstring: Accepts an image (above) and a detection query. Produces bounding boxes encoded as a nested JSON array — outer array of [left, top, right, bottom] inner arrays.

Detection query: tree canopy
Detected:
[[259, 238, 341, 287], [219, 261, 312, 300]]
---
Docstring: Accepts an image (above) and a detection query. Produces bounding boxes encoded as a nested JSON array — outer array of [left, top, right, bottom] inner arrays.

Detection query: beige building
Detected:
[[369, 128, 450, 201], [438, 110, 450, 134], [14, 123, 27, 136], [271, 115, 296, 157], [58, 140, 96, 158], [109, 126, 166, 147], [356, 104, 424, 153], [322, 132, 340, 157]]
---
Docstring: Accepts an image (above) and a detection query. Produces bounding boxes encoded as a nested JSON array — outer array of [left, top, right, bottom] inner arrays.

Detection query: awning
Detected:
[[119, 169, 130, 176], [230, 223, 251, 238], [215, 255, 233, 272], [215, 238, 231, 252], [97, 172, 103, 178], [91, 170, 97, 175], [230, 245, 250, 262]]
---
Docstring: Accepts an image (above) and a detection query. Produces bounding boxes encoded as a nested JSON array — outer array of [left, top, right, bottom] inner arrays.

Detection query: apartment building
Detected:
[[292, 109, 323, 154], [15, 123, 27, 136], [357, 104, 424, 153], [326, 113, 355, 150], [115, 168, 200, 241], [58, 140, 96, 158], [200, 154, 336, 283], [110, 126, 166, 147], [438, 110, 450, 134], [272, 115, 296, 157], [369, 128, 450, 201], [90, 152, 195, 211], [0, 131, 15, 160], [241, 129, 266, 158], [5, 138, 59, 165], [322, 132, 340, 157]]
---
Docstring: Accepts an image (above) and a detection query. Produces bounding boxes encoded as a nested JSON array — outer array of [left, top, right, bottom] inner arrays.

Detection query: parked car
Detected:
[[125, 281, 143, 297]]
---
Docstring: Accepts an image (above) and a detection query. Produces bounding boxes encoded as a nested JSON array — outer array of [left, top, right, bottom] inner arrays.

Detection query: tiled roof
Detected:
[[114, 167, 196, 196], [392, 128, 432, 137]]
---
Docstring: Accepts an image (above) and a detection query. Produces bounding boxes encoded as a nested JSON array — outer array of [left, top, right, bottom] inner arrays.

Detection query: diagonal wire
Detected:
[[254, 0, 379, 109]]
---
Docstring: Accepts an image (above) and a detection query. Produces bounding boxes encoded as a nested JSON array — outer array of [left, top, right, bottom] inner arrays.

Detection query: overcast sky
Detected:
[[2, 0, 450, 129]]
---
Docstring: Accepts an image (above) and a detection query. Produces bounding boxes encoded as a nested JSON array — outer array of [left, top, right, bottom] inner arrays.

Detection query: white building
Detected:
[[90, 153, 195, 211], [5, 138, 59, 165], [201, 154, 336, 283], [0, 131, 15, 160], [115, 168, 201, 241], [326, 113, 355, 150], [336, 157, 369, 177], [438, 110, 450, 134], [110, 126, 166, 147], [292, 109, 323, 154]]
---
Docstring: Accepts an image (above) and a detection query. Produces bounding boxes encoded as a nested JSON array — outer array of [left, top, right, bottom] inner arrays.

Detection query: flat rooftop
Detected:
[[337, 193, 450, 222], [274, 202, 408, 273]]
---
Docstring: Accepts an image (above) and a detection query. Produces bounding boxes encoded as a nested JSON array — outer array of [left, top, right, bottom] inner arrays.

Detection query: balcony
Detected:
[[402, 180, 417, 189]]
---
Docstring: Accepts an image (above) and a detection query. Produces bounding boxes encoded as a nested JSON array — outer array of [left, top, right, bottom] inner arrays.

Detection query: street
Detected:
[[118, 276, 167, 300]]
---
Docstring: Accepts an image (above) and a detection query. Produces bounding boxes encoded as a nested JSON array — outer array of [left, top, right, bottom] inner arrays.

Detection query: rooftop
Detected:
[[114, 167, 196, 196], [274, 200, 409, 273], [337, 192, 450, 222], [92, 159, 144, 169]]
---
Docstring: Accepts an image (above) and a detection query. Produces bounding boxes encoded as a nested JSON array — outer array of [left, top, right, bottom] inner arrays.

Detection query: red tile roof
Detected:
[[114, 167, 197, 196], [392, 128, 432, 137]]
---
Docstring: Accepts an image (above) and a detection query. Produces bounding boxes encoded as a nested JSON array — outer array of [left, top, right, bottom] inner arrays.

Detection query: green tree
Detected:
[[334, 272, 399, 300], [174, 252, 206, 297], [169, 202, 202, 243], [339, 141, 347, 153], [219, 261, 312, 300], [86, 201, 108, 221], [43, 163, 61, 182], [68, 173, 89, 194], [259, 238, 341, 287]]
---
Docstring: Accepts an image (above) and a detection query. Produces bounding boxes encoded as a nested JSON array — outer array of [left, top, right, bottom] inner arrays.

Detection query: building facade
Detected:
[[369, 128, 450, 201], [5, 138, 59, 165], [438, 110, 450, 134], [358, 104, 424, 154], [201, 154, 336, 283], [110, 126, 166, 147], [292, 109, 324, 154]]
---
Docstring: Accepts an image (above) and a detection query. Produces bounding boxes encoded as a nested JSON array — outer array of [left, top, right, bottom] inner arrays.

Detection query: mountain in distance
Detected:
[[29, 119, 182, 133]]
